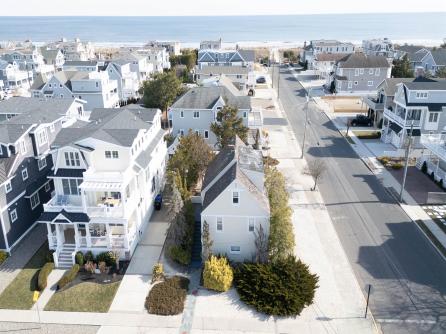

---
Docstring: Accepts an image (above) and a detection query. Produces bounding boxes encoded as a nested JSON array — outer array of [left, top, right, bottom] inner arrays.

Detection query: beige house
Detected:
[[200, 137, 269, 262]]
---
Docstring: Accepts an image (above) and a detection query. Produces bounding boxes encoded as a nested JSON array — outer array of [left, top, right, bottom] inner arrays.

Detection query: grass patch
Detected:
[[352, 131, 381, 139], [0, 242, 49, 310], [416, 220, 446, 258], [44, 281, 120, 312]]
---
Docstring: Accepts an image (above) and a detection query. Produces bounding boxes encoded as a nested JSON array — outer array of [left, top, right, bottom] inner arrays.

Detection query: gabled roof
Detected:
[[30, 73, 49, 90], [40, 48, 62, 61], [379, 78, 414, 96], [314, 53, 350, 62], [431, 49, 446, 66], [337, 53, 390, 68], [37, 210, 90, 223], [63, 60, 98, 67], [409, 49, 429, 62], [171, 86, 251, 110]]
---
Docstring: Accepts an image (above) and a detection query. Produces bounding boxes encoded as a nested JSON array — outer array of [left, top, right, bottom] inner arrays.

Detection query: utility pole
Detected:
[[301, 95, 310, 159], [271, 63, 274, 89], [400, 121, 414, 203], [277, 62, 281, 99]]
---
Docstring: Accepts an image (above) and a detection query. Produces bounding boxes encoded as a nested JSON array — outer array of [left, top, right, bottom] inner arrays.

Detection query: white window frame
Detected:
[[216, 217, 223, 232], [36, 129, 48, 147], [193, 111, 200, 119], [30, 192, 40, 210], [10, 209, 18, 223], [369, 68, 374, 75], [359, 68, 364, 75], [232, 191, 239, 205], [180, 110, 184, 118], [416, 92, 429, 99], [21, 168, 28, 181], [354, 69, 360, 76], [348, 81, 353, 89], [429, 112, 439, 123], [243, 111, 247, 118], [112, 151, 119, 159], [5, 181, 12, 193], [248, 218, 255, 232], [204, 130, 209, 139], [44, 182, 51, 192], [375, 68, 380, 76], [367, 81, 374, 87], [230, 245, 241, 254], [37, 157, 47, 170]]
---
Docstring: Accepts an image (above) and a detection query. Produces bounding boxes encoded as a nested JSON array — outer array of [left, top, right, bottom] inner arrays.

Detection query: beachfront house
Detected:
[[0, 98, 85, 254], [362, 38, 396, 62], [300, 39, 355, 65], [200, 136, 269, 262], [200, 39, 222, 50], [145, 41, 181, 56], [332, 53, 391, 95], [381, 78, 446, 149], [103, 60, 140, 101], [197, 49, 255, 70], [46, 38, 95, 62], [31, 70, 119, 110], [0, 60, 34, 91], [195, 65, 256, 92], [168, 85, 262, 147], [37, 105, 167, 267]]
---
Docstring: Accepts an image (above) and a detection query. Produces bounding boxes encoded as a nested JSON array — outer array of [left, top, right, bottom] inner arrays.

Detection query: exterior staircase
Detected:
[[191, 220, 202, 267], [57, 244, 75, 268]]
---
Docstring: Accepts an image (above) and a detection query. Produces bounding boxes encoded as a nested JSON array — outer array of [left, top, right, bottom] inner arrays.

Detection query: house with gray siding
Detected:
[[300, 39, 355, 65], [200, 136, 269, 262], [197, 49, 255, 70], [381, 78, 446, 149], [168, 86, 263, 147], [0, 98, 85, 253], [332, 53, 391, 95]]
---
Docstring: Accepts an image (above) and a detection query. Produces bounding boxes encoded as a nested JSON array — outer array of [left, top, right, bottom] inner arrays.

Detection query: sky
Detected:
[[4, 0, 446, 16]]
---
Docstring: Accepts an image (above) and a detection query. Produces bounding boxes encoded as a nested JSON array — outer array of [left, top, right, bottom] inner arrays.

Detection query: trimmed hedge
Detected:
[[145, 276, 190, 315], [38, 262, 55, 291], [168, 245, 191, 265], [203, 256, 233, 292], [84, 251, 94, 263], [75, 251, 84, 266], [96, 251, 116, 267], [234, 256, 319, 316], [57, 264, 80, 290], [0, 251, 8, 266]]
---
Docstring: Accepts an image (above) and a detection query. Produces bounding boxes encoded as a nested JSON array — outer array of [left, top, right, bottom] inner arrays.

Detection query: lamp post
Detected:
[[400, 121, 414, 203], [301, 94, 310, 159]]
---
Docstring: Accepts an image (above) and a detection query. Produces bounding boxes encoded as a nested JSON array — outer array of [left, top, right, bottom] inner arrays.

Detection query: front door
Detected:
[[63, 226, 76, 245]]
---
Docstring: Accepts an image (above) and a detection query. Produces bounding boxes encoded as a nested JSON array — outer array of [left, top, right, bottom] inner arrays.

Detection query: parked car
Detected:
[[350, 115, 373, 127], [256, 77, 266, 84]]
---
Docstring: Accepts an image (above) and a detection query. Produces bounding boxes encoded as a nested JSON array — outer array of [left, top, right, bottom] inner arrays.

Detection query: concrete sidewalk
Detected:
[[32, 269, 66, 311], [318, 97, 446, 257]]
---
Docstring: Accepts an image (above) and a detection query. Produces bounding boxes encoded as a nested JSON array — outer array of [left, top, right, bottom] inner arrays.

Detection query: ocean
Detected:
[[0, 13, 445, 47]]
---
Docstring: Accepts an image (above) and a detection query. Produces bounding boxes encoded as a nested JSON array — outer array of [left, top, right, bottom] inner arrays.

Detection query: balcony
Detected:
[[421, 134, 446, 162], [43, 194, 82, 212], [363, 97, 384, 111], [248, 110, 263, 128], [383, 108, 421, 127]]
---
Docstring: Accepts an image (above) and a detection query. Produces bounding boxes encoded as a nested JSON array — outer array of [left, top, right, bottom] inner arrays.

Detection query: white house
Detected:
[[200, 137, 269, 262], [46, 38, 95, 62], [104, 60, 140, 101], [40, 48, 65, 70], [37, 105, 167, 267], [301, 40, 355, 65], [0, 60, 33, 90], [1, 48, 55, 78], [62, 61, 99, 72], [195, 65, 256, 92], [134, 48, 170, 73], [197, 49, 255, 70], [114, 52, 154, 81], [31, 71, 119, 110]]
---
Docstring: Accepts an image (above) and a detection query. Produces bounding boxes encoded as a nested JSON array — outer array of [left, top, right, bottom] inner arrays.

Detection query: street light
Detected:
[[399, 121, 414, 203], [301, 94, 310, 159]]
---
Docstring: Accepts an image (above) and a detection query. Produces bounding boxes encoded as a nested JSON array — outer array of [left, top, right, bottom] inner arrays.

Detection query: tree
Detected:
[[141, 71, 184, 111], [253, 224, 269, 264], [201, 221, 213, 261], [306, 160, 327, 191], [203, 256, 233, 292], [391, 55, 414, 78], [265, 167, 295, 262], [210, 106, 248, 148], [436, 67, 446, 78], [168, 131, 214, 188], [169, 50, 197, 71]]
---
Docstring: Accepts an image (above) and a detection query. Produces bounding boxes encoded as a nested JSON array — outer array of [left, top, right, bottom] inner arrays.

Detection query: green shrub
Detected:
[[378, 156, 390, 165], [84, 251, 94, 263], [57, 264, 80, 290], [45, 249, 55, 263], [391, 162, 403, 170], [203, 256, 233, 292], [421, 161, 428, 174], [234, 256, 319, 316], [38, 262, 55, 291], [75, 251, 84, 266], [168, 245, 191, 265], [96, 251, 115, 267], [152, 263, 164, 283], [0, 251, 8, 265], [145, 276, 189, 315]]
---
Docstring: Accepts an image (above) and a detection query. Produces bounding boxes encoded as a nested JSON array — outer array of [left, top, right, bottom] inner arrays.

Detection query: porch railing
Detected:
[[48, 233, 58, 249], [90, 236, 108, 247], [383, 108, 421, 127], [86, 206, 124, 218]]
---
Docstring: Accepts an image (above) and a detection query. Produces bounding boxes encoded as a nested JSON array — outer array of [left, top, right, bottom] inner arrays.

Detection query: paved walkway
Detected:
[[0, 223, 46, 295], [318, 98, 446, 256], [108, 208, 170, 313]]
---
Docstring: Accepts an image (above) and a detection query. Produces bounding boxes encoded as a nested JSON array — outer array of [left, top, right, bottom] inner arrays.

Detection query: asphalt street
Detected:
[[273, 65, 446, 334]]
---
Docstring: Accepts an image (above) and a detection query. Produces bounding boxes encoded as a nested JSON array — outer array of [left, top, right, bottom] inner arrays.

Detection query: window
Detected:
[[204, 130, 209, 139], [369, 68, 374, 75], [65, 152, 80, 166], [243, 111, 247, 118], [429, 112, 439, 122], [44, 182, 51, 192], [193, 111, 200, 118], [62, 178, 81, 196], [232, 191, 239, 204], [60, 94, 64, 98], [37, 129, 48, 146], [179, 129, 185, 136], [19, 140, 26, 154], [151, 176, 156, 193], [360, 68, 364, 75], [10, 209, 18, 223], [194, 130, 200, 136], [375, 68, 380, 76], [368, 81, 374, 87], [21, 168, 28, 181], [112, 151, 119, 159], [230, 246, 241, 253], [5, 181, 12, 193], [180, 111, 184, 118], [348, 81, 353, 89], [30, 193, 40, 209], [248, 218, 255, 232], [104, 151, 118, 159], [95, 82, 99, 88], [354, 69, 359, 76], [216, 217, 223, 231], [37, 157, 47, 170], [416, 92, 428, 99], [50, 124, 55, 132]]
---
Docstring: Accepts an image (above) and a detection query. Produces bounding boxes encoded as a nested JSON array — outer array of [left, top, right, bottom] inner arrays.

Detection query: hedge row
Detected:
[[57, 264, 80, 290], [37, 262, 55, 291], [145, 276, 190, 315]]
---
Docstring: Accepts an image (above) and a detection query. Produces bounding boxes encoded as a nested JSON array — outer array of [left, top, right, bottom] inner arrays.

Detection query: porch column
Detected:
[[55, 224, 62, 248], [436, 159, 440, 175], [121, 186, 127, 218], [82, 190, 88, 213], [86, 223, 92, 247], [46, 223, 53, 248], [106, 223, 112, 248], [73, 223, 80, 248]]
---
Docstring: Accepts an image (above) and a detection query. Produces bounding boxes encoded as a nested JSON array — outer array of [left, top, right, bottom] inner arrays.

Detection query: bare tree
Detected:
[[201, 221, 213, 261], [306, 160, 327, 191], [254, 224, 269, 263]]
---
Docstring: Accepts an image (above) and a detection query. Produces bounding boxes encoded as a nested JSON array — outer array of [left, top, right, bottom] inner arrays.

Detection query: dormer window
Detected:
[[65, 152, 80, 166], [416, 92, 428, 99]]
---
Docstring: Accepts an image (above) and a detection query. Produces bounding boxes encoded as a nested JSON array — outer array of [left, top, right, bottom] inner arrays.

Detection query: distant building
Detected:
[[332, 54, 391, 95], [46, 38, 95, 62], [197, 49, 255, 69], [407, 48, 446, 76], [300, 39, 355, 65], [200, 39, 222, 50], [40, 48, 65, 70], [195, 65, 256, 92], [0, 60, 33, 90], [145, 41, 181, 56], [362, 38, 395, 61], [1, 48, 55, 78]]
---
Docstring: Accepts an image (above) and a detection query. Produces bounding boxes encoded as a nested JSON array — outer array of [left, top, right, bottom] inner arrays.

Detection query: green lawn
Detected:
[[44, 281, 120, 312], [0, 243, 49, 309]]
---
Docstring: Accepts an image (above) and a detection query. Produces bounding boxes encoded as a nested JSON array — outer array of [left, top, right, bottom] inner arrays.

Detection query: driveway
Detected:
[[108, 208, 169, 313]]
